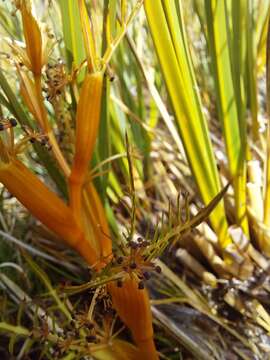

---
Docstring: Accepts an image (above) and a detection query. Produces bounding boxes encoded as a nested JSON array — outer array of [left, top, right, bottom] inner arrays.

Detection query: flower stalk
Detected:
[[69, 72, 103, 225], [0, 159, 98, 265]]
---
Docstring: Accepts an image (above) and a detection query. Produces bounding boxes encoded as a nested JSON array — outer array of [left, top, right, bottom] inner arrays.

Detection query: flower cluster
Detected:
[[112, 238, 162, 290]]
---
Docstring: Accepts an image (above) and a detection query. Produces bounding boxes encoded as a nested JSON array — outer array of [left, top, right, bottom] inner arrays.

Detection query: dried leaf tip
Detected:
[[78, 0, 97, 73], [20, 1, 42, 75], [18, 1, 53, 76]]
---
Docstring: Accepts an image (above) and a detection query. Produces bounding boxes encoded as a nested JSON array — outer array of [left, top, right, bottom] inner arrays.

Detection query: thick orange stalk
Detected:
[[0, 159, 98, 265], [108, 279, 158, 360], [83, 182, 112, 260], [68, 71, 112, 262], [69, 72, 104, 225]]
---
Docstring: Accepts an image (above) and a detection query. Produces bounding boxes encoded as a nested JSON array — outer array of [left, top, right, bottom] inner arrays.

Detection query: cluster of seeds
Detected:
[[112, 237, 162, 290], [45, 61, 68, 102], [0, 118, 52, 154], [22, 125, 51, 149], [30, 313, 101, 358]]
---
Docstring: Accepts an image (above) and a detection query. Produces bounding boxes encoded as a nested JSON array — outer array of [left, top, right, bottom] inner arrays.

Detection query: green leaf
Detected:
[[144, 0, 230, 248], [58, 0, 85, 71], [204, 0, 249, 235]]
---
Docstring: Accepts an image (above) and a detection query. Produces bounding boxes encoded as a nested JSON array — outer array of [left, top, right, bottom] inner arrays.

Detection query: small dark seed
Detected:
[[86, 335, 96, 342], [138, 281, 144, 290], [143, 271, 151, 280], [129, 262, 137, 269], [9, 118, 17, 127], [155, 265, 162, 274], [116, 256, 124, 264], [86, 322, 94, 330], [137, 237, 143, 243], [129, 241, 138, 249]]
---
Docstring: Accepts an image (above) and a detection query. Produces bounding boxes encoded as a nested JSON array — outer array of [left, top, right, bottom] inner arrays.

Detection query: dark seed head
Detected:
[[155, 265, 162, 274], [30, 138, 36, 144], [86, 335, 96, 342], [9, 118, 17, 127], [137, 237, 143, 243], [138, 281, 145, 290], [116, 256, 124, 264], [143, 271, 151, 280], [129, 241, 138, 249], [129, 262, 137, 270], [86, 322, 94, 330]]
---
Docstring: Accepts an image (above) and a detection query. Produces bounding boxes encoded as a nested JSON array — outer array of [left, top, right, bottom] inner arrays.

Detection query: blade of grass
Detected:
[[204, 0, 249, 235], [144, 0, 230, 248], [23, 253, 72, 321], [58, 0, 85, 72], [246, 0, 260, 142], [95, 0, 112, 202], [264, 16, 270, 228]]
